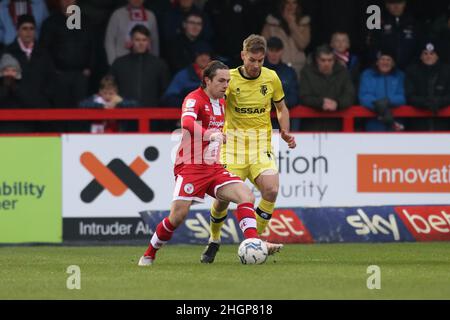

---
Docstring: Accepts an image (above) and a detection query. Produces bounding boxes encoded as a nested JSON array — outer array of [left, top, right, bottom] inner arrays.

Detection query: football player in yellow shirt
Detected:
[[201, 35, 297, 263]]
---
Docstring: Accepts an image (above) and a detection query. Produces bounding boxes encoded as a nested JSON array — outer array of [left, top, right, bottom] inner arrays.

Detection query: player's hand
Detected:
[[281, 129, 296, 149], [209, 131, 226, 144]]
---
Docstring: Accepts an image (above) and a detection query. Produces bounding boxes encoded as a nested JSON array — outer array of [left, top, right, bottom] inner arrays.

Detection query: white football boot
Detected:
[[266, 242, 284, 255], [138, 256, 154, 266]]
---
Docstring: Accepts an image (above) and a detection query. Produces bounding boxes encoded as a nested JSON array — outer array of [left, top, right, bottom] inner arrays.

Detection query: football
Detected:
[[238, 238, 268, 265]]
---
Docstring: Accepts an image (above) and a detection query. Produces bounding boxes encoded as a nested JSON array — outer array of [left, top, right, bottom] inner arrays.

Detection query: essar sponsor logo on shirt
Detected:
[[234, 107, 266, 114]]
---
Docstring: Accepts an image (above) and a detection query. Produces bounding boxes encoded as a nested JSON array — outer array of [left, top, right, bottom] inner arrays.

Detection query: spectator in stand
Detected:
[[359, 49, 406, 132], [407, 0, 448, 31], [144, 0, 172, 18], [330, 31, 360, 86], [166, 11, 212, 74], [204, 0, 272, 67], [161, 42, 211, 107], [77, 0, 122, 95], [261, 0, 311, 80], [79, 74, 138, 133], [367, 0, 421, 70], [105, 0, 159, 66], [264, 36, 299, 108], [160, 0, 213, 52], [0, 53, 23, 108], [0, 53, 34, 132], [39, 0, 95, 109], [299, 44, 355, 131], [263, 36, 300, 131], [302, 0, 369, 56], [405, 40, 450, 131], [110, 24, 170, 130], [431, 6, 450, 64], [0, 0, 49, 48], [6, 14, 54, 109]]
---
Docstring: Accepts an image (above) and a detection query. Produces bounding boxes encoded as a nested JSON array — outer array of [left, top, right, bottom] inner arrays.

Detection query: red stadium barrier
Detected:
[[0, 105, 449, 133], [289, 105, 450, 132]]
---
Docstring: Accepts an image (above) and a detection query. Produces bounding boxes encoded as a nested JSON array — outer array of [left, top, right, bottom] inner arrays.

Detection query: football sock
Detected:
[[256, 199, 275, 235], [236, 203, 258, 239], [209, 206, 228, 243], [144, 217, 175, 259]]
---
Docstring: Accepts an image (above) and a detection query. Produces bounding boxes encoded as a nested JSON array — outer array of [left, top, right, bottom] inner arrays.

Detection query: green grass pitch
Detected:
[[1, 243, 449, 300]]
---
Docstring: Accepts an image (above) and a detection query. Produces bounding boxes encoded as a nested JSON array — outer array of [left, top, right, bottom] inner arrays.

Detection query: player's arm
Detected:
[[274, 99, 290, 133], [274, 100, 296, 149], [272, 71, 296, 149], [181, 96, 225, 144], [182, 116, 225, 143]]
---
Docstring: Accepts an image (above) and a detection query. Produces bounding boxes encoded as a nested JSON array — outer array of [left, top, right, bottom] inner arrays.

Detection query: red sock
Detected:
[[236, 203, 258, 239], [144, 217, 176, 259]]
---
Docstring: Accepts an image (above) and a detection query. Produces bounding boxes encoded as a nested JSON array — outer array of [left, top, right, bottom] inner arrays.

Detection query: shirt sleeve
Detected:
[[272, 71, 285, 103], [181, 95, 200, 119]]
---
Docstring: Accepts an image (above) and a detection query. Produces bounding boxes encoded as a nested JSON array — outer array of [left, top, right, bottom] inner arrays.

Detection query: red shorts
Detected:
[[173, 164, 243, 203]]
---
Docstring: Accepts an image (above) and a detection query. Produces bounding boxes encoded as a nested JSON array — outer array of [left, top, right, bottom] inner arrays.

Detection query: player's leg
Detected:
[[209, 199, 229, 243], [200, 199, 229, 263], [215, 182, 259, 239], [201, 166, 248, 264], [254, 172, 283, 254], [207, 165, 248, 244], [216, 180, 283, 255], [139, 200, 192, 266], [252, 164, 279, 235]]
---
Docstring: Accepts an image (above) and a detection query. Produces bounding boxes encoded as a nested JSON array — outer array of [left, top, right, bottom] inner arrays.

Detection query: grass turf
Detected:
[[0, 243, 449, 300]]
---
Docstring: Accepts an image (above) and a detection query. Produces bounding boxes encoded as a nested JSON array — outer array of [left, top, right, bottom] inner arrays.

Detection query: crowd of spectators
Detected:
[[1, 0, 450, 133]]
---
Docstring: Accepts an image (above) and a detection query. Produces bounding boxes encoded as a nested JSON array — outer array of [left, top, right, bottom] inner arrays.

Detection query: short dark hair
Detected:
[[130, 24, 151, 38], [184, 11, 203, 22], [267, 36, 284, 50], [201, 60, 229, 88], [17, 14, 36, 30], [99, 74, 118, 91], [314, 44, 334, 59]]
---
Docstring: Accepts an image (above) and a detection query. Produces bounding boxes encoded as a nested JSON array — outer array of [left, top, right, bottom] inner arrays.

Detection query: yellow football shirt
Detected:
[[222, 67, 285, 165]]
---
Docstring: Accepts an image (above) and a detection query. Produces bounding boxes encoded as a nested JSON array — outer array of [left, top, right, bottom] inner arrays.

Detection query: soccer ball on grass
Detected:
[[238, 238, 268, 265]]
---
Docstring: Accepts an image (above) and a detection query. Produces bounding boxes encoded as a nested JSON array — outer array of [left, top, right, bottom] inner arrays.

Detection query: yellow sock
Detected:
[[256, 199, 275, 235], [209, 206, 228, 243]]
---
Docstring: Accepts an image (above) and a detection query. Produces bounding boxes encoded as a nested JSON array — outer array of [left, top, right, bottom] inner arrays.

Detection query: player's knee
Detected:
[[261, 185, 278, 202], [214, 200, 230, 212], [238, 189, 255, 204], [168, 214, 184, 228], [169, 204, 190, 227]]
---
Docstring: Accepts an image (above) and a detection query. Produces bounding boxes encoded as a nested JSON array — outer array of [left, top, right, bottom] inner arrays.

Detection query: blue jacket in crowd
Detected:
[[161, 64, 202, 107], [359, 67, 406, 131], [0, 0, 48, 46]]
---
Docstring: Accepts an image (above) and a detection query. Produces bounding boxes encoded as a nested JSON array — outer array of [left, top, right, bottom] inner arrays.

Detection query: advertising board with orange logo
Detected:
[[358, 155, 450, 193]]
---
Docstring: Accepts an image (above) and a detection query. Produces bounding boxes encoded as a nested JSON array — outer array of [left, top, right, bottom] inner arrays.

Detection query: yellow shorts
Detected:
[[223, 155, 278, 186]]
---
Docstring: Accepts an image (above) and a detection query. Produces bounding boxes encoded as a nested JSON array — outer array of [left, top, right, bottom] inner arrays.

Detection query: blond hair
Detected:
[[243, 34, 267, 54]]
